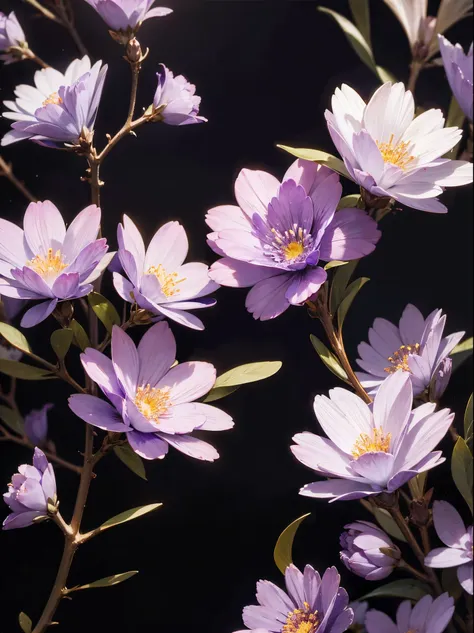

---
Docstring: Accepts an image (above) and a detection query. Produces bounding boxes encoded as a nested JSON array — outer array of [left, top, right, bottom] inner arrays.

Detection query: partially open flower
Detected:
[[340, 520, 401, 580], [438, 36, 473, 122], [84, 0, 172, 37], [0, 11, 27, 64], [366, 593, 455, 633], [152, 64, 207, 126]]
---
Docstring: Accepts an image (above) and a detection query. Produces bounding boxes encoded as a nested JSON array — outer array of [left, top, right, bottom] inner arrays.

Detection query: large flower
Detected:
[[152, 64, 207, 126], [438, 36, 473, 121], [84, 0, 172, 33], [340, 520, 401, 580], [425, 500, 473, 595], [291, 371, 453, 502], [234, 564, 354, 633], [365, 593, 455, 633], [2, 55, 107, 148], [68, 322, 233, 461], [113, 216, 218, 330], [326, 82, 473, 212], [206, 159, 380, 321], [3, 448, 57, 530], [355, 303, 464, 397], [0, 11, 26, 64], [0, 201, 111, 327]]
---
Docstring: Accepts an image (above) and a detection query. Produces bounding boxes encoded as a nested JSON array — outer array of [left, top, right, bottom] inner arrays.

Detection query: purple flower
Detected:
[[438, 36, 473, 122], [429, 357, 452, 401], [349, 601, 368, 632], [2, 55, 107, 148], [356, 303, 464, 397], [340, 520, 401, 580], [291, 371, 453, 502], [0, 11, 26, 64], [0, 200, 111, 327], [425, 500, 473, 595], [3, 448, 57, 530], [326, 82, 473, 213], [68, 322, 233, 461], [234, 564, 354, 633], [152, 64, 207, 126], [84, 0, 172, 33], [206, 159, 380, 321], [24, 403, 53, 446], [365, 593, 455, 633], [113, 216, 218, 330]]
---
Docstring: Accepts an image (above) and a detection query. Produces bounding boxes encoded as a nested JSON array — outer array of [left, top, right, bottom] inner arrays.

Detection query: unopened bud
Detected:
[[126, 37, 142, 63], [429, 357, 452, 401]]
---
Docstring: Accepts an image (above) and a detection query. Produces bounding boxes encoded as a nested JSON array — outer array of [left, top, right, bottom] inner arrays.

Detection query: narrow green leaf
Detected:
[[274, 513, 311, 575], [464, 394, 473, 451], [337, 194, 360, 210], [0, 323, 31, 354], [277, 145, 351, 179], [337, 277, 370, 330], [0, 359, 54, 380], [451, 336, 473, 373], [310, 335, 349, 383], [99, 503, 162, 532], [360, 579, 430, 601], [442, 567, 463, 600], [349, 0, 371, 48], [212, 361, 282, 389], [203, 385, 239, 403], [330, 260, 358, 315], [373, 508, 407, 542], [452, 437, 473, 513], [70, 319, 91, 351], [18, 612, 32, 633], [444, 96, 465, 159], [376, 65, 397, 83], [70, 571, 138, 592], [114, 444, 147, 481], [87, 292, 120, 334], [50, 329, 73, 361], [324, 260, 349, 271], [452, 337, 473, 355], [0, 404, 24, 435]]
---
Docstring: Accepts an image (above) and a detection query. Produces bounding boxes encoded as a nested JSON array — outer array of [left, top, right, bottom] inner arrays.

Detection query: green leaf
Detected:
[[69, 571, 138, 592], [444, 96, 465, 159], [87, 292, 120, 334], [360, 579, 431, 601], [337, 194, 361, 210], [277, 145, 351, 179], [324, 260, 349, 271], [274, 513, 311, 575], [373, 508, 407, 542], [337, 277, 370, 331], [50, 329, 73, 361], [70, 319, 91, 351], [203, 385, 239, 403], [452, 437, 473, 513], [376, 65, 397, 83], [114, 444, 147, 481], [349, 0, 371, 48], [464, 394, 473, 451], [310, 335, 349, 383], [0, 359, 54, 380], [451, 336, 473, 373], [442, 567, 463, 600], [99, 503, 162, 533], [18, 612, 32, 633], [330, 260, 358, 315], [0, 323, 31, 354], [211, 361, 282, 389], [0, 404, 24, 435]]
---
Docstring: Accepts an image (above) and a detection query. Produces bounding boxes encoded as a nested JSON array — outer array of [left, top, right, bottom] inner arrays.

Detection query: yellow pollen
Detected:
[[134, 384, 171, 422], [352, 427, 392, 458], [27, 248, 67, 278], [282, 603, 319, 633], [384, 343, 421, 374], [283, 241, 304, 261], [42, 92, 63, 107], [377, 134, 415, 171], [146, 264, 185, 297]]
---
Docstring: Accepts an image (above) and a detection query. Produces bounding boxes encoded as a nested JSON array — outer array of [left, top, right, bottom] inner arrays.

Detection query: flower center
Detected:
[[352, 427, 392, 458], [384, 343, 421, 373], [134, 384, 171, 422], [146, 265, 185, 297], [27, 248, 67, 279], [284, 241, 305, 261], [270, 225, 312, 263], [282, 603, 319, 633], [42, 92, 63, 107], [377, 134, 415, 171]]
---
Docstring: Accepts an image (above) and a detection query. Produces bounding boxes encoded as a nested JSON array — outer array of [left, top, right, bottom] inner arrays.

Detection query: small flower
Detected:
[[24, 403, 53, 446], [429, 357, 453, 401], [438, 36, 473, 121], [68, 322, 233, 461], [0, 200, 111, 327], [152, 64, 207, 126], [340, 520, 401, 580], [84, 0, 172, 35], [365, 593, 455, 633], [291, 371, 453, 502], [349, 601, 368, 632], [0, 11, 26, 64], [2, 56, 107, 148], [326, 82, 473, 213], [3, 448, 57, 530], [113, 216, 218, 330], [206, 159, 380, 321], [234, 564, 354, 633], [425, 500, 473, 595], [356, 303, 464, 397]]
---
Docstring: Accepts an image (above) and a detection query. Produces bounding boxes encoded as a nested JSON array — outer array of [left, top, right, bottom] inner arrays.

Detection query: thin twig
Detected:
[[0, 156, 38, 203], [408, 60, 424, 94]]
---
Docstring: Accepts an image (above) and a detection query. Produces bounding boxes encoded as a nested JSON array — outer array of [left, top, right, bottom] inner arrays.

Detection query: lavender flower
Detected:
[[349, 601, 368, 632], [340, 521, 401, 580], [68, 322, 233, 461], [24, 404, 53, 446], [2, 56, 107, 148], [3, 448, 57, 530], [365, 593, 455, 633], [291, 371, 453, 502], [0, 200, 111, 327], [429, 357, 453, 401], [438, 36, 473, 121], [356, 303, 464, 397], [234, 564, 354, 633], [0, 11, 26, 64], [206, 159, 380, 321], [84, 0, 172, 34], [425, 500, 473, 594], [326, 82, 473, 213], [151, 64, 207, 126], [113, 216, 218, 330]]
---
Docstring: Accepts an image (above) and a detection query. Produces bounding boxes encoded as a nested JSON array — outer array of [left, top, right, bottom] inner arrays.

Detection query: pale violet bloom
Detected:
[[113, 216, 218, 330], [291, 371, 453, 502], [0, 201, 111, 327], [365, 593, 455, 633], [326, 82, 473, 212], [69, 322, 233, 461], [425, 500, 473, 595], [0, 11, 26, 64], [356, 304, 464, 397], [439, 35, 473, 121], [340, 520, 401, 580], [24, 403, 53, 447], [349, 601, 368, 632], [2, 56, 107, 148], [152, 64, 207, 126], [84, 0, 172, 33]]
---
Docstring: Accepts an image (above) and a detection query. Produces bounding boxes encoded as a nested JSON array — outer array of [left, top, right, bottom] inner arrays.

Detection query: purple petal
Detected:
[[320, 209, 380, 261], [285, 267, 327, 305], [137, 321, 176, 387], [399, 304, 426, 345], [209, 258, 278, 288], [157, 361, 216, 405], [291, 433, 354, 478], [300, 479, 378, 501], [23, 200, 66, 256], [458, 563, 473, 595], [20, 299, 58, 327], [113, 272, 135, 303], [127, 430, 169, 460], [62, 205, 101, 262], [144, 221, 189, 272], [184, 403, 234, 431], [432, 500, 468, 548], [245, 273, 293, 320], [425, 547, 472, 568], [365, 610, 398, 633], [373, 370, 412, 451], [80, 347, 123, 402], [351, 451, 395, 487], [153, 302, 205, 331], [160, 403, 207, 434], [68, 394, 129, 432], [111, 325, 139, 399], [0, 218, 28, 268], [52, 272, 80, 299], [158, 433, 220, 461], [118, 215, 145, 274], [234, 168, 280, 220], [3, 510, 44, 530], [255, 579, 293, 613]]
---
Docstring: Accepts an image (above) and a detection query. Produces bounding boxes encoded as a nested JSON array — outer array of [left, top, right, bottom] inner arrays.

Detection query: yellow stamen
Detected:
[[377, 133, 415, 171], [42, 92, 63, 107], [384, 343, 420, 374], [283, 241, 304, 261], [146, 264, 185, 297], [352, 427, 392, 458], [27, 248, 67, 278], [282, 603, 320, 633], [134, 384, 171, 422]]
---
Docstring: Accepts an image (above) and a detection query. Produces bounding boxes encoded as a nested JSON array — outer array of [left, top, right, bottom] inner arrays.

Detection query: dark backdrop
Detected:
[[0, 1, 472, 631]]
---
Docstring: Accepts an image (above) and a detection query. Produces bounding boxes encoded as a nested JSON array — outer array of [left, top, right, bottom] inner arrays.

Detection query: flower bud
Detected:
[[429, 357, 452, 401], [24, 404, 53, 447], [340, 521, 401, 581], [126, 37, 142, 63], [0, 11, 27, 64]]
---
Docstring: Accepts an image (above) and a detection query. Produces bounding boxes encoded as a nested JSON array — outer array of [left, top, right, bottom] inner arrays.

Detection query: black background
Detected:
[[0, 1, 472, 631]]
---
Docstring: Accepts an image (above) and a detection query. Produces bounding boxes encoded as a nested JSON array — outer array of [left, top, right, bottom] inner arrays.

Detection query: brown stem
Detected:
[[126, 62, 140, 126], [0, 156, 38, 203], [420, 525, 431, 555], [408, 60, 423, 94], [399, 559, 431, 583]]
